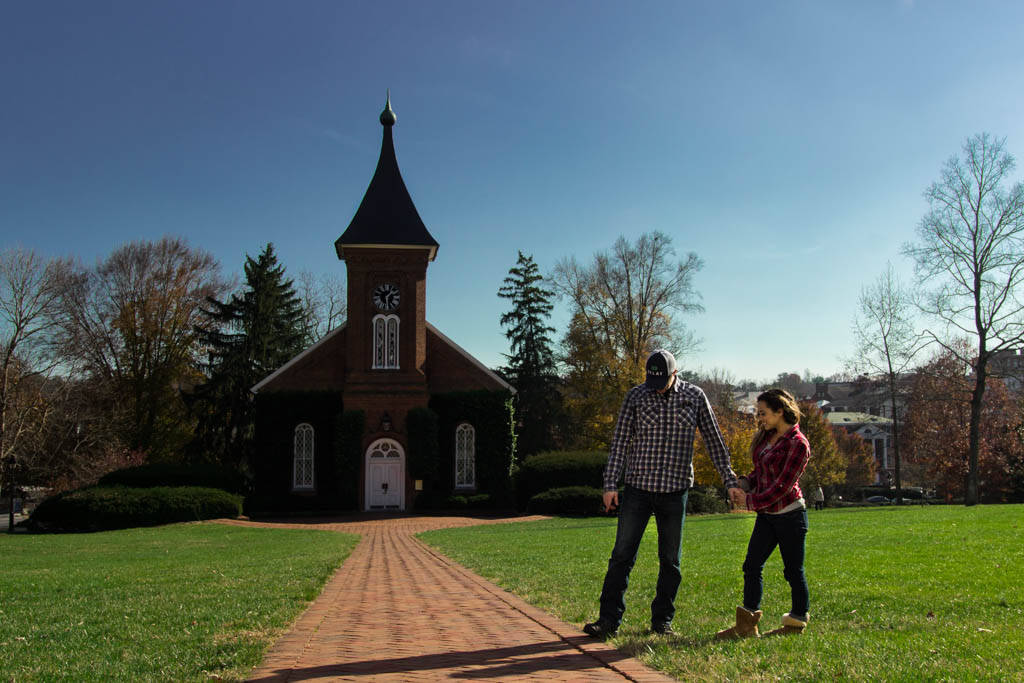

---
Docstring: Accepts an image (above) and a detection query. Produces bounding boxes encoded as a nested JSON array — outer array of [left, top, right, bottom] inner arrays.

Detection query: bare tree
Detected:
[[550, 232, 705, 446], [0, 248, 72, 531], [696, 366, 737, 411], [58, 237, 227, 460], [850, 263, 924, 504], [297, 270, 347, 343], [902, 133, 1024, 506], [551, 231, 704, 370]]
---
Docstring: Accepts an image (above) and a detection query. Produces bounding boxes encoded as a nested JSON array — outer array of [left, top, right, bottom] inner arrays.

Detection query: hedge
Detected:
[[28, 486, 243, 532], [413, 491, 493, 511], [98, 463, 248, 494], [513, 450, 607, 510], [686, 486, 729, 515], [528, 486, 605, 515]]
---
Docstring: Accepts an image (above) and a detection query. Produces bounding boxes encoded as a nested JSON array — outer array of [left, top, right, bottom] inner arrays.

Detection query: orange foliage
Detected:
[[693, 408, 757, 487], [902, 349, 1020, 501]]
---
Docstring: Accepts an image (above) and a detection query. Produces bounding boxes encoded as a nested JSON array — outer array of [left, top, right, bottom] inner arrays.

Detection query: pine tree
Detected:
[[192, 244, 307, 468], [498, 251, 561, 457]]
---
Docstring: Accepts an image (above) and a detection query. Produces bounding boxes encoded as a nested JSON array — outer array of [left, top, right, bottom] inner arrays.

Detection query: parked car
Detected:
[[865, 495, 892, 505]]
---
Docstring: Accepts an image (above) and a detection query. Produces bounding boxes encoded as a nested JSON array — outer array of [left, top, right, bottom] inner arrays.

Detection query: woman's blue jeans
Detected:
[[742, 508, 809, 619], [598, 485, 688, 627]]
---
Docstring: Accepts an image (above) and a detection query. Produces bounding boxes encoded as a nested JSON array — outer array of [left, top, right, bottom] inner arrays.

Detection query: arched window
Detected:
[[372, 314, 400, 369], [293, 423, 314, 490], [455, 423, 475, 489]]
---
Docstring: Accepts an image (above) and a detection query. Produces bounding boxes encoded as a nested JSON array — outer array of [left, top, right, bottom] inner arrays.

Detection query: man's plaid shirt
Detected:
[[604, 379, 739, 493]]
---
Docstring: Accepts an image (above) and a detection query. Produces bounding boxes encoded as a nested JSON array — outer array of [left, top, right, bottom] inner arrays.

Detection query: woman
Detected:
[[716, 388, 811, 639]]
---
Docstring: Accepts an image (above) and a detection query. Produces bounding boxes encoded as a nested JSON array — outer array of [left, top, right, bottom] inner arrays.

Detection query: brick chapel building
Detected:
[[249, 97, 515, 514]]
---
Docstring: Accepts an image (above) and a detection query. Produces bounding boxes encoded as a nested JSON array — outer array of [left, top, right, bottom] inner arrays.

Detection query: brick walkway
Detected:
[[218, 514, 674, 682]]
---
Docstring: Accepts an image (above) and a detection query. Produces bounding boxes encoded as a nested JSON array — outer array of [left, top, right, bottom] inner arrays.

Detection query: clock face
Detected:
[[372, 283, 400, 311]]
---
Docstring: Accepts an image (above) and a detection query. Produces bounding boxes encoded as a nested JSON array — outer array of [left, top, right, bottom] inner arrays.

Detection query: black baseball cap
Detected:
[[645, 349, 677, 390]]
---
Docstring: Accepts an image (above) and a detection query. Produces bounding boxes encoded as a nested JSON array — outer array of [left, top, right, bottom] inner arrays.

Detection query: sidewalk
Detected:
[[220, 515, 674, 682]]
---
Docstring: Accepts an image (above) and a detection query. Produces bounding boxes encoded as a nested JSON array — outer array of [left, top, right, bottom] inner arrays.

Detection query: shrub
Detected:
[[466, 493, 492, 509], [514, 450, 607, 510], [29, 486, 243, 532], [686, 486, 729, 515], [528, 486, 605, 516], [445, 495, 468, 509], [98, 463, 247, 494]]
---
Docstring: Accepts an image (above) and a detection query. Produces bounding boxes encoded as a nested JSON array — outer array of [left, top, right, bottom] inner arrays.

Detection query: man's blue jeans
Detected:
[[598, 485, 689, 627]]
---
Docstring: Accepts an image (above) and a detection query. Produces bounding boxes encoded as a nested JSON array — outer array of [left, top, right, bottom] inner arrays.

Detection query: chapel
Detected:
[[249, 96, 514, 513]]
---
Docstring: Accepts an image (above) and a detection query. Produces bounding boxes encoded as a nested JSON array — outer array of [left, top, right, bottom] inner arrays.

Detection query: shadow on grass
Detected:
[[615, 631, 716, 655]]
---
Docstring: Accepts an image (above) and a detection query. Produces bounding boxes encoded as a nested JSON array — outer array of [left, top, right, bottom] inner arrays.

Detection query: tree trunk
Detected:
[[889, 375, 902, 505], [965, 364, 986, 506], [5, 472, 14, 534]]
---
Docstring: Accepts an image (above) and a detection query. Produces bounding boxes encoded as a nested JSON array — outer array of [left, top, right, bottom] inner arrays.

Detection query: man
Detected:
[[583, 349, 745, 638]]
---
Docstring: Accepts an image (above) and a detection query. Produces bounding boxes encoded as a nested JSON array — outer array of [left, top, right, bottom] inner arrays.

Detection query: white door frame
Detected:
[[364, 438, 405, 511]]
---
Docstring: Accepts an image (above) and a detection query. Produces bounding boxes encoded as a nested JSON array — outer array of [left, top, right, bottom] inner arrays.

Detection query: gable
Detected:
[[252, 324, 348, 393], [425, 323, 514, 394]]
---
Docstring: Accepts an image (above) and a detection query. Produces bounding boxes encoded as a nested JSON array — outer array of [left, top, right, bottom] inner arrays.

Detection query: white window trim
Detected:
[[293, 423, 315, 491], [454, 423, 476, 489], [371, 313, 400, 369]]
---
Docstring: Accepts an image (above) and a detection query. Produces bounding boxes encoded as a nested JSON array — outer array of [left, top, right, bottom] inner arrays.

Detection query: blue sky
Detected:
[[4, 1, 1024, 382]]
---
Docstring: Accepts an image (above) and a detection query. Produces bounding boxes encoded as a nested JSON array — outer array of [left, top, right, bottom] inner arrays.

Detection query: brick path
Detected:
[[219, 514, 674, 682]]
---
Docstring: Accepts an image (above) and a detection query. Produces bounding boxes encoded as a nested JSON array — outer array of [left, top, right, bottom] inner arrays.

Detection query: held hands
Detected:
[[727, 487, 747, 511], [603, 490, 619, 513]]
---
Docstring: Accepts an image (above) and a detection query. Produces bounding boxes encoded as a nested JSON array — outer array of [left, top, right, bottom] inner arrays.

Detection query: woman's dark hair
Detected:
[[749, 388, 802, 456], [757, 388, 802, 425]]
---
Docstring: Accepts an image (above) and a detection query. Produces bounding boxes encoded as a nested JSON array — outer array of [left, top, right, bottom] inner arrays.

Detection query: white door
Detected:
[[365, 439, 405, 510]]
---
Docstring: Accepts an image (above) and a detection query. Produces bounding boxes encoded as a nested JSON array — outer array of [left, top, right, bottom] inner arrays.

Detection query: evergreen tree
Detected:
[[192, 244, 306, 468], [498, 251, 561, 457]]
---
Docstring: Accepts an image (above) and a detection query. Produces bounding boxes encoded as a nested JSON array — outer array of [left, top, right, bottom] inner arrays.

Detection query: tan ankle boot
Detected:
[[764, 613, 808, 636], [715, 606, 762, 639]]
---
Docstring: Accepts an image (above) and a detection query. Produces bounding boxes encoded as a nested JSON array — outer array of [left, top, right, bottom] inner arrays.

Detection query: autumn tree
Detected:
[[498, 251, 561, 457], [694, 407, 757, 488], [902, 346, 1019, 501], [192, 244, 306, 468], [833, 426, 876, 497], [902, 133, 1024, 505], [58, 237, 226, 461], [851, 263, 923, 503], [551, 232, 704, 446], [797, 401, 845, 491]]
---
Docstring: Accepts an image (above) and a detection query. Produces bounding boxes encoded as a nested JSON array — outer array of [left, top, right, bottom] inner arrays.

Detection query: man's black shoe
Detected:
[[583, 619, 618, 639], [651, 622, 675, 635]]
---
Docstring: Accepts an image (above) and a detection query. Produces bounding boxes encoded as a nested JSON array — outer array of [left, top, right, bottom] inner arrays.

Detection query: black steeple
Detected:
[[335, 93, 439, 261]]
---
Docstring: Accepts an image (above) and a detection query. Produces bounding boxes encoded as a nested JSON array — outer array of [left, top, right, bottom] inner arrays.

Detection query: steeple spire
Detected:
[[380, 89, 396, 127], [335, 95, 439, 261]]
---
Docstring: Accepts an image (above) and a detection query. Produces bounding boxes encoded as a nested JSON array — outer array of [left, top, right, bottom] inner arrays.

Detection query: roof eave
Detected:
[[335, 242, 438, 262]]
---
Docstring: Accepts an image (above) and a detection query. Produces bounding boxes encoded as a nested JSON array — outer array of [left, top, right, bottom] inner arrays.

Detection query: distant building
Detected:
[[826, 411, 894, 485], [989, 348, 1024, 393]]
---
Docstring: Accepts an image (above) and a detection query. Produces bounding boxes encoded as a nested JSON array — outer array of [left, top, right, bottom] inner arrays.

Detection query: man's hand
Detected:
[[727, 487, 746, 510], [603, 490, 619, 513]]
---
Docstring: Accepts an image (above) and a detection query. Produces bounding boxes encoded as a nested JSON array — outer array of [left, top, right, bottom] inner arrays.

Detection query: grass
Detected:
[[420, 505, 1024, 682], [0, 522, 358, 681]]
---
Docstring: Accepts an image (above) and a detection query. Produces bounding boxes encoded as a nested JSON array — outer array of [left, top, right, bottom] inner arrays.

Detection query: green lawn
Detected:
[[420, 505, 1024, 682], [0, 522, 358, 681]]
